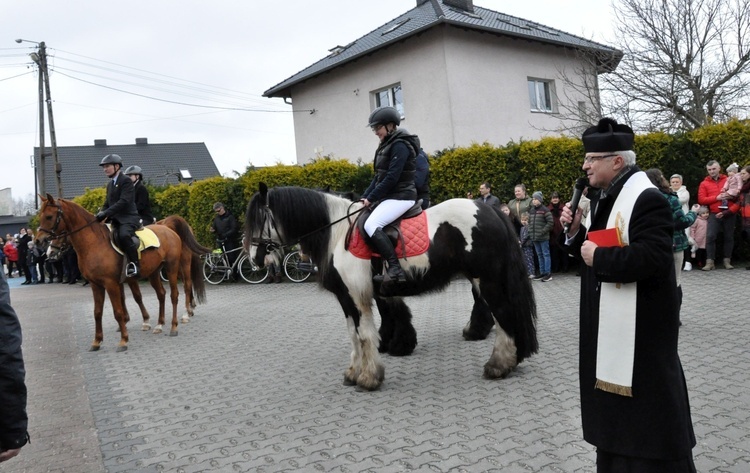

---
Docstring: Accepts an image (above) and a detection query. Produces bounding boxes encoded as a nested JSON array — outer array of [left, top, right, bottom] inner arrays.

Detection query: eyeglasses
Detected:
[[583, 154, 618, 164]]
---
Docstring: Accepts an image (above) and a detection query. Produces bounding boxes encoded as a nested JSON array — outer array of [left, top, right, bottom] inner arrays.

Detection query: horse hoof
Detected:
[[355, 383, 381, 392], [153, 328, 163, 334], [462, 329, 489, 341], [169, 330, 178, 337], [89, 345, 100, 352], [483, 364, 512, 380], [116, 345, 128, 352], [343, 377, 356, 386], [181, 316, 190, 324]]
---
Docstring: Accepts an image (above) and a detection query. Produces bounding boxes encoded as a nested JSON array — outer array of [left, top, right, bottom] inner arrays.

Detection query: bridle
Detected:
[[37, 201, 98, 240], [250, 198, 365, 254]]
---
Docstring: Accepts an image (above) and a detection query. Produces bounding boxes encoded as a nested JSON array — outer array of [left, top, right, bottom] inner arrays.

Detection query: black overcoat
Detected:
[[567, 167, 696, 460], [102, 173, 141, 226], [133, 181, 155, 224]]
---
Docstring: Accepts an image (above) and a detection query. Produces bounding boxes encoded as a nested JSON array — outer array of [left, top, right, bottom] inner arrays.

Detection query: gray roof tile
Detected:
[[34, 140, 220, 199]]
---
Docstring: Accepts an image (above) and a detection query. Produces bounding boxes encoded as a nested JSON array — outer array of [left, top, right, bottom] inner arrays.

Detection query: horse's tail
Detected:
[[490, 205, 539, 362], [158, 215, 209, 304], [189, 251, 207, 304]]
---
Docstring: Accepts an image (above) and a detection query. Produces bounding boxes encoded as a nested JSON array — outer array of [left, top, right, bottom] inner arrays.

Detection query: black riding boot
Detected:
[[370, 228, 406, 285], [125, 246, 140, 278]]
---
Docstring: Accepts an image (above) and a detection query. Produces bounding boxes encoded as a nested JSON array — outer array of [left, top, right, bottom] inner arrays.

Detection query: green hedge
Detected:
[[65, 120, 750, 256]]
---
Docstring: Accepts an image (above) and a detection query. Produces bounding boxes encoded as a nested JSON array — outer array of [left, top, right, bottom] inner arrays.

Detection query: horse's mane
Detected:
[[246, 186, 358, 281], [57, 198, 110, 240]]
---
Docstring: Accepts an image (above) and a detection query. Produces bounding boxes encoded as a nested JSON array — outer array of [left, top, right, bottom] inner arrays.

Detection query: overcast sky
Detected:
[[0, 0, 615, 199]]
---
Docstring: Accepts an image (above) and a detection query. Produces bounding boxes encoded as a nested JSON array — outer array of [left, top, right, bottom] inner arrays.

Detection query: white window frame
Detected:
[[527, 78, 555, 113], [372, 83, 404, 118]]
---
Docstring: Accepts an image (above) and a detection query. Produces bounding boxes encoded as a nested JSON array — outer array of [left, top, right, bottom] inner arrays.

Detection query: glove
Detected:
[[95, 211, 107, 222]]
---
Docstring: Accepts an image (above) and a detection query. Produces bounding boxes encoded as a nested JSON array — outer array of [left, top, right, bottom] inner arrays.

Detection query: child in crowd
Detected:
[[26, 241, 39, 284], [519, 212, 536, 278], [718, 163, 743, 210], [689, 206, 709, 269]]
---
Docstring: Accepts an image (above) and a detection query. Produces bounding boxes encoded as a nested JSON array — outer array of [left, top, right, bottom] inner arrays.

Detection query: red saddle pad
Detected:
[[348, 212, 430, 259]]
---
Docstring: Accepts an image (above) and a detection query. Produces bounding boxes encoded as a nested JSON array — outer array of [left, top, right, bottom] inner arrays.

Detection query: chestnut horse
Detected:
[[37, 194, 184, 351], [44, 215, 210, 332]]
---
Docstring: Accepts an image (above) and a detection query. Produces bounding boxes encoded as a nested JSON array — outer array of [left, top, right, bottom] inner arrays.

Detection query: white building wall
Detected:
[[289, 26, 595, 165]]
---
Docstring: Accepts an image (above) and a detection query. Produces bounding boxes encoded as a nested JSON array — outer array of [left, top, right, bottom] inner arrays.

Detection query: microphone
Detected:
[[564, 177, 588, 234]]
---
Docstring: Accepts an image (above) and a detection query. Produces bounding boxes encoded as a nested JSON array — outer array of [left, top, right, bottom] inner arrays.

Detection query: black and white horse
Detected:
[[245, 184, 538, 391]]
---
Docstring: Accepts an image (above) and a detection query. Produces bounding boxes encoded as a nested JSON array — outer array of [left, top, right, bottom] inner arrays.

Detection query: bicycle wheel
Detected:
[[238, 255, 269, 284], [203, 253, 229, 285], [283, 250, 312, 283]]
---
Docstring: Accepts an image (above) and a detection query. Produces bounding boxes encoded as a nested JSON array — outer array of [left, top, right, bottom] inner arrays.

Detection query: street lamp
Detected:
[[15, 39, 63, 200]]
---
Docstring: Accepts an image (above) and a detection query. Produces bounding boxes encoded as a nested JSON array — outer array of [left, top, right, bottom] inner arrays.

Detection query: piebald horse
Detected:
[[245, 184, 538, 391]]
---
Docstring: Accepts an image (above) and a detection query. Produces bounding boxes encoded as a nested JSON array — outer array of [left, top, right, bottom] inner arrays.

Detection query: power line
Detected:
[[53, 70, 310, 113]]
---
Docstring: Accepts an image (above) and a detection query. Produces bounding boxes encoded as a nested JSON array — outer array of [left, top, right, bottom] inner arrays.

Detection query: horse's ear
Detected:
[[259, 182, 268, 196], [45, 193, 55, 203]]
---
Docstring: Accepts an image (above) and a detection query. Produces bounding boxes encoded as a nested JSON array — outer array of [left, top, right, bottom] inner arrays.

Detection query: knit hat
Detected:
[[532, 191, 544, 202], [727, 162, 739, 172], [582, 117, 634, 153]]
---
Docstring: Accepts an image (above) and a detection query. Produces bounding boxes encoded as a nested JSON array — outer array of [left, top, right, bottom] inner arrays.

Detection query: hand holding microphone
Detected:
[[562, 177, 588, 235]]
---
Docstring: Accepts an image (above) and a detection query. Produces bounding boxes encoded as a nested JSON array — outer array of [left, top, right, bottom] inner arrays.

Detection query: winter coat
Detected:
[[566, 167, 695, 460], [698, 174, 740, 215], [528, 204, 553, 241], [0, 273, 29, 451], [211, 211, 239, 243], [689, 217, 708, 250], [664, 191, 696, 253], [362, 128, 418, 203], [508, 197, 532, 222], [3, 242, 18, 263]]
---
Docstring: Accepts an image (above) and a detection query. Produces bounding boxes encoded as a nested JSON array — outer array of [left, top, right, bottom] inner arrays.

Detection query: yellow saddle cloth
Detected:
[[106, 225, 160, 258]]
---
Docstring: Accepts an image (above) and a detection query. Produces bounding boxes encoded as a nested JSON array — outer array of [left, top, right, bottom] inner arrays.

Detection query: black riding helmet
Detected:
[[99, 154, 123, 167], [367, 106, 401, 127]]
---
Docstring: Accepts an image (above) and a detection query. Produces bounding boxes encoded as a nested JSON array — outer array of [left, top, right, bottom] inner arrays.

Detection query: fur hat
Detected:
[[532, 191, 544, 202], [582, 118, 634, 153]]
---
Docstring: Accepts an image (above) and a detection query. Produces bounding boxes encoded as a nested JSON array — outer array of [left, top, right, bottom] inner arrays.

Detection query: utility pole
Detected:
[[19, 39, 63, 198]]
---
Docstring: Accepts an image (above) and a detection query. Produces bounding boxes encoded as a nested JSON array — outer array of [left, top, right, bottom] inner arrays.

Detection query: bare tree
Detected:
[[604, 0, 750, 131]]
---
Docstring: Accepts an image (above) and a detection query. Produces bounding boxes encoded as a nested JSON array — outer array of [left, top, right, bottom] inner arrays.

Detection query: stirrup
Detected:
[[126, 262, 140, 278]]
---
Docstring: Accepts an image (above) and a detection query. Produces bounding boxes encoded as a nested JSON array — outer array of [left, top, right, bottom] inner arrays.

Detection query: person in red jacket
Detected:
[[3, 237, 18, 279], [697, 160, 740, 270]]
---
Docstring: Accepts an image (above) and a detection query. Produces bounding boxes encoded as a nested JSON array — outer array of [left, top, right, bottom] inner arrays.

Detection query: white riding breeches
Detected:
[[364, 199, 415, 236]]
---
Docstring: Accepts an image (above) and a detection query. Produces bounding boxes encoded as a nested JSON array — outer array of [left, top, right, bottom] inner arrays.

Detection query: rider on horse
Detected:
[[361, 106, 420, 290], [124, 165, 156, 225], [95, 154, 143, 278]]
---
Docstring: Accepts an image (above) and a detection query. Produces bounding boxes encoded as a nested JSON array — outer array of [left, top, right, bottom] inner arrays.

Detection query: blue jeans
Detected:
[[533, 240, 551, 275]]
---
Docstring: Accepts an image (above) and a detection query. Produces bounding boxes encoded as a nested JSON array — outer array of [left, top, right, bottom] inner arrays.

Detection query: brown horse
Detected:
[[44, 214, 210, 332], [37, 194, 184, 351]]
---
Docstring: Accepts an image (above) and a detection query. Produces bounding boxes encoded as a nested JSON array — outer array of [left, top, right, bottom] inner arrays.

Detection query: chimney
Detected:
[[443, 0, 474, 12], [94, 139, 107, 146], [135, 137, 148, 145]]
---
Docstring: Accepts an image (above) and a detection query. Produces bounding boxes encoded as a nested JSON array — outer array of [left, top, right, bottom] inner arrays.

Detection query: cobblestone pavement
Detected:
[[6, 266, 750, 472]]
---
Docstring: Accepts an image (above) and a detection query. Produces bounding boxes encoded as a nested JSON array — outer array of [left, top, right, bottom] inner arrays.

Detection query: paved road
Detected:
[[5, 267, 750, 472]]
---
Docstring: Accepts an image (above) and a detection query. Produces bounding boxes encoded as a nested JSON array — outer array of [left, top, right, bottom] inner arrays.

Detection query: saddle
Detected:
[[106, 224, 160, 258], [346, 200, 430, 260]]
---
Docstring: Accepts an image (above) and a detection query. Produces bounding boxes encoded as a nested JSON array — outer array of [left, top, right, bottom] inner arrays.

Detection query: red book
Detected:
[[587, 227, 624, 247]]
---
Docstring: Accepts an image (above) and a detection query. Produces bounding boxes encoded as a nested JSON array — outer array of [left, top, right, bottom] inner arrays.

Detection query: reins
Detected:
[[254, 200, 365, 252]]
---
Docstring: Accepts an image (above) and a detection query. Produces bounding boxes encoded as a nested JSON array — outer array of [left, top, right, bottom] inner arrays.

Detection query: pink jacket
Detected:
[[690, 217, 708, 250]]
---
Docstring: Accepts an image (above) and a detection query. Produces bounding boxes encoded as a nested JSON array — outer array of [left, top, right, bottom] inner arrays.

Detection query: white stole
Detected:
[[594, 171, 654, 397]]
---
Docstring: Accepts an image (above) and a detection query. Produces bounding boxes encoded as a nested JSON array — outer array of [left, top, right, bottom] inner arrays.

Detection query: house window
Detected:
[[528, 78, 555, 112], [373, 84, 404, 118]]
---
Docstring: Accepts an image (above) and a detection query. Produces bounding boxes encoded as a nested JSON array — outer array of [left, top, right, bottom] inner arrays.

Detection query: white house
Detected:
[[264, 0, 621, 163]]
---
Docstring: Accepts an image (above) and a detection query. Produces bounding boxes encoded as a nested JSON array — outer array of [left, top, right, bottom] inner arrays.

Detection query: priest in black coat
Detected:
[[560, 118, 696, 472]]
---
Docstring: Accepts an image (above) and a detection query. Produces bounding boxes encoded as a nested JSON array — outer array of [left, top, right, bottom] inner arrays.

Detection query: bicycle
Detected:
[[202, 240, 268, 285], [282, 247, 318, 283]]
